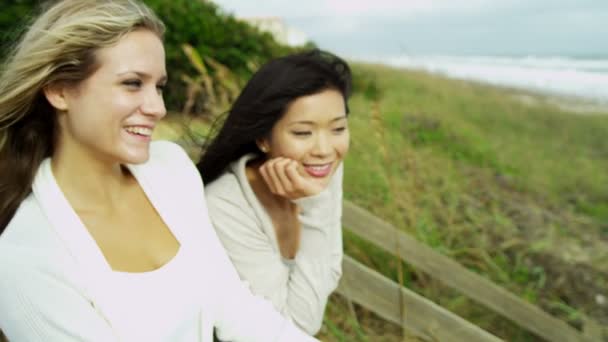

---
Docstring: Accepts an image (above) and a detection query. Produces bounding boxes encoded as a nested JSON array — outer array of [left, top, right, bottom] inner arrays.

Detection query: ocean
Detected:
[[368, 55, 608, 104]]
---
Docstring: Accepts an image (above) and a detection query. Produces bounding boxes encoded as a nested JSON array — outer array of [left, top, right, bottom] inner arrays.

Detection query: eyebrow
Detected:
[[289, 115, 347, 125], [117, 71, 167, 83]]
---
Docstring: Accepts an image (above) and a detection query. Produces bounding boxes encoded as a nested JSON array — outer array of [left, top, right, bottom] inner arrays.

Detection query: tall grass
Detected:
[[341, 63, 608, 340]]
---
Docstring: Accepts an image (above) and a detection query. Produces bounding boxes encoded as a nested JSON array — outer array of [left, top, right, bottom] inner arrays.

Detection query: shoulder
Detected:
[[148, 140, 191, 166], [204, 160, 262, 229], [0, 197, 77, 293], [205, 169, 241, 201], [204, 154, 252, 205], [205, 169, 254, 219], [136, 140, 202, 189], [1, 195, 64, 257], [135, 140, 195, 182]]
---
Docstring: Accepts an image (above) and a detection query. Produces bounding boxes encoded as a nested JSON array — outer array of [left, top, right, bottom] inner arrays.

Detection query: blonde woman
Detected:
[[0, 1, 316, 341]]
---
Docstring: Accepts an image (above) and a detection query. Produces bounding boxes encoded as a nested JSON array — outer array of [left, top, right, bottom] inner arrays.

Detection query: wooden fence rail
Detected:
[[337, 256, 504, 342], [342, 200, 603, 342]]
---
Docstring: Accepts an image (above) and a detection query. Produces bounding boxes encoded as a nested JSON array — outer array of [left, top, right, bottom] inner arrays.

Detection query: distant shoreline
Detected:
[[513, 92, 608, 115], [352, 54, 608, 114], [352, 55, 608, 115]]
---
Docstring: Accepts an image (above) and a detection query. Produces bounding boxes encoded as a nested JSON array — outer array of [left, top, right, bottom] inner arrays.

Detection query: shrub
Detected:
[[0, 0, 40, 61], [144, 0, 293, 112], [1, 0, 295, 112]]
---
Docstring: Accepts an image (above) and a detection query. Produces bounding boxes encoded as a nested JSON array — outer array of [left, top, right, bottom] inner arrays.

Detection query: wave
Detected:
[[374, 55, 608, 103]]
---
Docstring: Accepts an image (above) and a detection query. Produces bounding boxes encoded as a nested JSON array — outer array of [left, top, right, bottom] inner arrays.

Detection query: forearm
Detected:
[[204, 219, 316, 342], [284, 188, 343, 334]]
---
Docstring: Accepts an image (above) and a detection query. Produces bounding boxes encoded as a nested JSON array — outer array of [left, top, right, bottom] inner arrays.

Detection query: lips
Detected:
[[303, 162, 333, 178]]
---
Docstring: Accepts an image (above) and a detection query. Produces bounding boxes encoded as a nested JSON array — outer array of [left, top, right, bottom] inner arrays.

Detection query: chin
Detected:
[[118, 146, 151, 165], [126, 153, 150, 165], [127, 155, 150, 165], [312, 177, 332, 190]]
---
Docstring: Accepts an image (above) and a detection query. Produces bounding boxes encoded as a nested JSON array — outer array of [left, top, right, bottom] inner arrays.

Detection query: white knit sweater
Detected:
[[205, 154, 344, 335], [0, 141, 316, 342]]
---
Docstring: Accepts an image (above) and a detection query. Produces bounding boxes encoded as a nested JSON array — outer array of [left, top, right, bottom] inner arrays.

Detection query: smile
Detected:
[[303, 162, 333, 178], [124, 125, 153, 138]]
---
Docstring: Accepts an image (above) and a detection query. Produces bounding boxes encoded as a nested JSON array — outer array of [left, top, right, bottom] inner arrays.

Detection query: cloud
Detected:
[[323, 0, 497, 18], [213, 0, 500, 19], [212, 0, 608, 57]]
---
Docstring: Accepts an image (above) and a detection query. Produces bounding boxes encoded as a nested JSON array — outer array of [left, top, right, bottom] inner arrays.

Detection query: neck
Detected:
[[51, 138, 133, 212]]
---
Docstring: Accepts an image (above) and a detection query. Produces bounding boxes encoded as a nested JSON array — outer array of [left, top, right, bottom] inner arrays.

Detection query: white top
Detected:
[[0, 141, 317, 342], [205, 154, 344, 335]]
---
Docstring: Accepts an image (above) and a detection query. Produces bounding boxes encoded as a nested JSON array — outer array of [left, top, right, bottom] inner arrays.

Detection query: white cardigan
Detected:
[[205, 154, 343, 335], [0, 141, 316, 342]]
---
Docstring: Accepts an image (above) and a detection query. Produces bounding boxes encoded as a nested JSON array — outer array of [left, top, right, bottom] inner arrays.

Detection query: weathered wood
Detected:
[[337, 256, 504, 342], [342, 200, 595, 342], [582, 315, 604, 341]]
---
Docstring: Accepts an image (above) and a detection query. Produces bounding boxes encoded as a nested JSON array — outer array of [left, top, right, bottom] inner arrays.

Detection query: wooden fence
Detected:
[[339, 200, 605, 341], [338, 256, 503, 341], [1, 201, 604, 342]]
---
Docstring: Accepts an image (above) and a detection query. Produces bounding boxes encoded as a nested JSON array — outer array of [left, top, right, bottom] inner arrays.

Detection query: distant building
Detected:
[[242, 16, 308, 47]]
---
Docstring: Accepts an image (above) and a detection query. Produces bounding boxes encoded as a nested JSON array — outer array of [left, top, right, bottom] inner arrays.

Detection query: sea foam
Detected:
[[376, 55, 608, 104]]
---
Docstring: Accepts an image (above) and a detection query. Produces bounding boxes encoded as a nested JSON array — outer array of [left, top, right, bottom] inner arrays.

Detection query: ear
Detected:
[[42, 83, 69, 111], [256, 138, 270, 153]]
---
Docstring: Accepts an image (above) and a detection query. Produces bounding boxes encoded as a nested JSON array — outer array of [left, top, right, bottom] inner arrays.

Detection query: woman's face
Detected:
[[53, 29, 167, 165], [261, 88, 350, 190]]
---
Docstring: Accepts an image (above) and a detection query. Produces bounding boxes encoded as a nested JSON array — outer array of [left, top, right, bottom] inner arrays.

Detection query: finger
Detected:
[[268, 158, 290, 195], [266, 159, 286, 195], [273, 158, 294, 195], [259, 163, 277, 194], [295, 161, 309, 179], [285, 160, 305, 190]]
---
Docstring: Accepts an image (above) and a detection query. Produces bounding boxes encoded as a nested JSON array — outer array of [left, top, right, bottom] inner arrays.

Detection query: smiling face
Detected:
[[260, 88, 350, 189], [51, 29, 167, 165]]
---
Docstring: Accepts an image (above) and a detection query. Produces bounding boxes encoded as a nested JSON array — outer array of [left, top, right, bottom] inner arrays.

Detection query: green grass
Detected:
[[341, 63, 608, 340]]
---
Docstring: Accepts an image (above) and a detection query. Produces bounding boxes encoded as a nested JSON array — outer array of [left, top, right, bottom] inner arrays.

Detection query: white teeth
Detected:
[[307, 164, 331, 171], [125, 126, 152, 136]]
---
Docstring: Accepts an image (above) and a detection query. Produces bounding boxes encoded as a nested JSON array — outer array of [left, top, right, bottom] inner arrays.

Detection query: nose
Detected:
[[141, 86, 166, 119], [311, 131, 332, 157]]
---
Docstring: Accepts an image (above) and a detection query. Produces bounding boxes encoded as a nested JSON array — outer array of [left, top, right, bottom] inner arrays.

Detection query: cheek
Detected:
[[335, 132, 350, 156], [270, 134, 307, 159], [63, 99, 100, 134], [112, 94, 137, 112], [272, 144, 307, 161], [65, 99, 131, 142], [65, 113, 105, 145]]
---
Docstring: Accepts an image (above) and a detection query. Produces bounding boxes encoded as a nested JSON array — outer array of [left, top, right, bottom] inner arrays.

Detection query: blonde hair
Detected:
[[0, 0, 165, 230]]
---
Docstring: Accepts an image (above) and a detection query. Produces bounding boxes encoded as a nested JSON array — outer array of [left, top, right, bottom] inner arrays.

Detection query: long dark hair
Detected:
[[196, 49, 352, 184], [0, 0, 164, 232]]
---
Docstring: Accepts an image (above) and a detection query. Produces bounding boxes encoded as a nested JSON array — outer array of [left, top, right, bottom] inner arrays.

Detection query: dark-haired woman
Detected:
[[198, 49, 352, 335]]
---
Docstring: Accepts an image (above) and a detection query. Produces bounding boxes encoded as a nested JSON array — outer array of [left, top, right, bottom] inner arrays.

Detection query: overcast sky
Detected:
[[212, 0, 608, 58]]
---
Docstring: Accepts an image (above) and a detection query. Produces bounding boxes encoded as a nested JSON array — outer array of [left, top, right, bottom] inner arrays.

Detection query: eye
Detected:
[[291, 131, 312, 137], [122, 79, 142, 89], [156, 83, 166, 93], [332, 126, 347, 134]]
